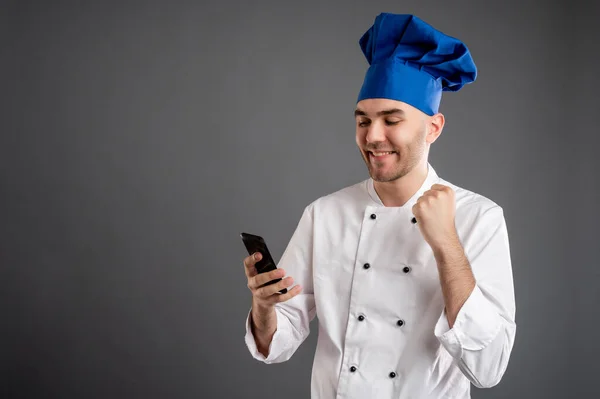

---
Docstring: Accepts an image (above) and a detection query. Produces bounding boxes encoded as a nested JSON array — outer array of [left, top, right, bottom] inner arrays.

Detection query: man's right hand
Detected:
[[243, 252, 302, 309], [244, 252, 302, 357]]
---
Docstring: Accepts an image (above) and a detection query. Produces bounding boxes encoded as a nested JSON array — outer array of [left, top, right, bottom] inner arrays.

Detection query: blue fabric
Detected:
[[357, 13, 477, 116]]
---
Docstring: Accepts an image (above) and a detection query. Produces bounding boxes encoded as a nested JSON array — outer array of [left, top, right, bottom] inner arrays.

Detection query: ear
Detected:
[[425, 113, 445, 144]]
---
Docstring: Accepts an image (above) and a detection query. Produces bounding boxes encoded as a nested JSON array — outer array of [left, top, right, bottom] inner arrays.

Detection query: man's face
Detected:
[[355, 98, 429, 182]]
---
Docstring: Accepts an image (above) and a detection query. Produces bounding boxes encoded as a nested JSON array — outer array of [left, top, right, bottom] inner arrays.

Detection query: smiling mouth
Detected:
[[368, 150, 397, 159]]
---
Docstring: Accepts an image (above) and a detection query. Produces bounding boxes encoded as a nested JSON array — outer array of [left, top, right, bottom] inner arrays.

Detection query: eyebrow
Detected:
[[354, 108, 406, 117]]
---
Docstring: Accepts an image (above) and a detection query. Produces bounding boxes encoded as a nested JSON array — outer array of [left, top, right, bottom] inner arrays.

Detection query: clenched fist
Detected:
[[412, 184, 459, 251]]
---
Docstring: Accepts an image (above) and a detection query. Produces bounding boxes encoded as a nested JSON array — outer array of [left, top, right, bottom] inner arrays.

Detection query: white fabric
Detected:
[[244, 163, 516, 399]]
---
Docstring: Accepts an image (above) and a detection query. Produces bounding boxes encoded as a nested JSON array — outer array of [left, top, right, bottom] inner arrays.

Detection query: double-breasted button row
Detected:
[[349, 365, 397, 378], [369, 213, 417, 225], [358, 212, 410, 381], [356, 314, 405, 327], [361, 262, 411, 274]]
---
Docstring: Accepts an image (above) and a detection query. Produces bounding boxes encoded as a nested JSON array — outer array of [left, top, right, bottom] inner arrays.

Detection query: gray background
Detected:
[[2, 0, 598, 398]]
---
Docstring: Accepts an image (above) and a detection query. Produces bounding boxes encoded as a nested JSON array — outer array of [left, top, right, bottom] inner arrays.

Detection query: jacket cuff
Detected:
[[434, 285, 504, 359], [244, 308, 287, 363]]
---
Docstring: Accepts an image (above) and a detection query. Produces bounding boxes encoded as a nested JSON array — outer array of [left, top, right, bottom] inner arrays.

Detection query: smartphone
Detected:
[[240, 232, 287, 294]]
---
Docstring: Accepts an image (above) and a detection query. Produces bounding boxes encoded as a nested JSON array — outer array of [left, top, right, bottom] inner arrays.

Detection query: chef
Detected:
[[242, 13, 516, 399]]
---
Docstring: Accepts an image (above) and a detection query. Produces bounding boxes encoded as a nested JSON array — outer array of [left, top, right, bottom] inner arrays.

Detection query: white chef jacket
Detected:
[[244, 163, 516, 399]]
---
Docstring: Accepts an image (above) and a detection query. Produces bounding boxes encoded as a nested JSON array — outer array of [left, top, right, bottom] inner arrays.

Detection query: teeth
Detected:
[[371, 151, 394, 156]]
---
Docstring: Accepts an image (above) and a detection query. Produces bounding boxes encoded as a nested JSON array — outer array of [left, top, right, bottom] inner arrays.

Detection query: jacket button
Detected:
[[350, 366, 357, 372], [370, 213, 377, 219], [363, 263, 371, 269], [358, 315, 365, 321], [403, 266, 411, 273], [397, 319, 404, 327], [411, 217, 417, 224], [389, 372, 397, 378]]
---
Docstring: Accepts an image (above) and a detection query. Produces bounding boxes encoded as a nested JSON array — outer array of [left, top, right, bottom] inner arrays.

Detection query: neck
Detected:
[[372, 161, 429, 207]]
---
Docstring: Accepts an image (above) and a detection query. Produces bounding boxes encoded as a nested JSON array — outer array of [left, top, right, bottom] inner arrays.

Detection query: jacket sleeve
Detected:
[[434, 205, 517, 388], [244, 204, 317, 363]]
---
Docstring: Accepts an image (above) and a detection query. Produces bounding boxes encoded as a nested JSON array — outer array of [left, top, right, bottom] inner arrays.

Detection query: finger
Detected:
[[248, 268, 284, 290], [273, 284, 303, 303], [253, 268, 285, 288], [243, 253, 261, 277], [258, 276, 294, 298], [243, 252, 261, 268], [432, 184, 452, 194], [246, 264, 258, 278], [252, 270, 286, 292]]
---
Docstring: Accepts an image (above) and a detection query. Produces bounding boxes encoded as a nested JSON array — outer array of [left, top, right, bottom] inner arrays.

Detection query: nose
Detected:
[[365, 120, 386, 144]]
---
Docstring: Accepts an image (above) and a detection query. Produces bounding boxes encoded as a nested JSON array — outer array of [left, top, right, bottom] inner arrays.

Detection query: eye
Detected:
[[358, 120, 370, 127], [385, 120, 400, 126]]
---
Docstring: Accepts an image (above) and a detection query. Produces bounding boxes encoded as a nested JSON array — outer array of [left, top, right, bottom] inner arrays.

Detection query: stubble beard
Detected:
[[362, 124, 427, 183]]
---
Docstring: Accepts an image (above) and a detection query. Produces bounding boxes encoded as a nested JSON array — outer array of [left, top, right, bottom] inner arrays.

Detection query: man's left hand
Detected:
[[412, 184, 459, 252]]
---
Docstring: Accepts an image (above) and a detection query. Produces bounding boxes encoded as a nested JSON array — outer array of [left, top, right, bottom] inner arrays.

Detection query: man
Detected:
[[242, 13, 516, 399]]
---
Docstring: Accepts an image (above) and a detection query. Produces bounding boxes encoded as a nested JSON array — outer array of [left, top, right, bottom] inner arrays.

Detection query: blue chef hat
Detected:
[[357, 13, 477, 116]]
